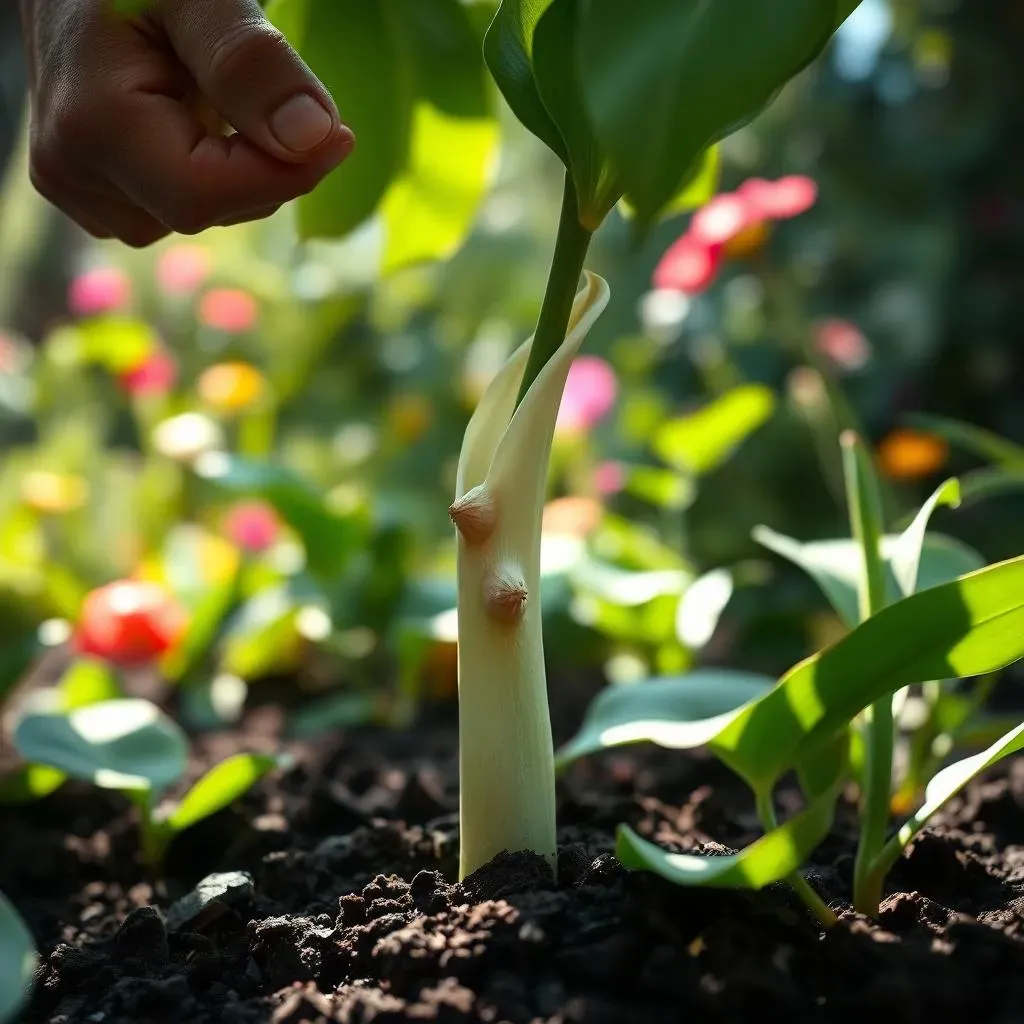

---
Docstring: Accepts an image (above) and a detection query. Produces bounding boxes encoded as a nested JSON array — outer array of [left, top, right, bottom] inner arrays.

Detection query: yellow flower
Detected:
[[21, 471, 89, 514], [387, 392, 433, 443], [877, 429, 948, 480], [198, 361, 266, 414]]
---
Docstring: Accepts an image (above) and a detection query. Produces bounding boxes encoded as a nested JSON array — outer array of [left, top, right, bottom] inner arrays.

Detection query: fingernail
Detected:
[[269, 93, 334, 153]]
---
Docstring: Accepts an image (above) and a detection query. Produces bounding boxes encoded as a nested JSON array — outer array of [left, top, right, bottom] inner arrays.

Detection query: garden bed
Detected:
[[4, 671, 1024, 1024]]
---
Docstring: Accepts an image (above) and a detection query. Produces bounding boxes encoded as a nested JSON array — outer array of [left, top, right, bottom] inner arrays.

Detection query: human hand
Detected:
[[18, 0, 354, 246]]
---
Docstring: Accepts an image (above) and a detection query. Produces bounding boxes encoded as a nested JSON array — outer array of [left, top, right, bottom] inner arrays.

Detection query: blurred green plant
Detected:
[[0, 891, 36, 1024]]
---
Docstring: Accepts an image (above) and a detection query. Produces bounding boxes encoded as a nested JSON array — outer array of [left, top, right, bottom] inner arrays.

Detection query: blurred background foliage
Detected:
[[0, 0, 1022, 739]]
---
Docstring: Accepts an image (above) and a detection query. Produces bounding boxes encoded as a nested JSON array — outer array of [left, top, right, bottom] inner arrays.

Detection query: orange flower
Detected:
[[198, 361, 265, 413], [877, 429, 948, 480], [542, 496, 602, 538]]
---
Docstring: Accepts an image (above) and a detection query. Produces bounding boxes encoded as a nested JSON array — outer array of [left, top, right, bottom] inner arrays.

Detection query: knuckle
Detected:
[[118, 224, 168, 249], [205, 19, 290, 81], [162, 197, 212, 236]]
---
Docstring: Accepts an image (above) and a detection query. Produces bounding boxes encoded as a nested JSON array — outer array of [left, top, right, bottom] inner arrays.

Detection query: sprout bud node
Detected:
[[483, 565, 528, 624], [449, 484, 498, 544]]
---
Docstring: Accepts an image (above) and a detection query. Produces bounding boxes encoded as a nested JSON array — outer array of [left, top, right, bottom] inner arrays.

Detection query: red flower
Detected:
[[76, 580, 188, 666], [223, 500, 280, 553], [653, 175, 818, 295], [118, 349, 177, 397], [198, 288, 259, 333], [156, 245, 212, 296]]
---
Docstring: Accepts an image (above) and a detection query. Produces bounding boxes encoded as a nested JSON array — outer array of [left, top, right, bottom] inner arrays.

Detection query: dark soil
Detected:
[[4, 669, 1024, 1024]]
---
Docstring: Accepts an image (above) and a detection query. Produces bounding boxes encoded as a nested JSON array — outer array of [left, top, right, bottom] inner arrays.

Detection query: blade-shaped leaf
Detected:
[[958, 467, 1024, 506], [483, 0, 567, 161], [577, 0, 836, 225], [58, 658, 122, 711], [166, 753, 285, 835], [381, 0, 498, 271], [0, 891, 36, 1024], [754, 528, 985, 628], [267, 0, 414, 238], [710, 555, 1024, 790], [616, 782, 839, 889], [618, 146, 720, 222], [653, 385, 774, 476], [555, 670, 774, 769], [13, 698, 188, 795], [889, 478, 960, 598], [903, 413, 1024, 470]]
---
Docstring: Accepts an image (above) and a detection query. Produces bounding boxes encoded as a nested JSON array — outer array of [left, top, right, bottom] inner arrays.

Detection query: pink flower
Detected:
[[68, 266, 131, 317], [556, 356, 618, 433], [157, 245, 212, 296], [654, 175, 818, 295], [198, 288, 258, 333], [223, 501, 280, 553], [594, 460, 625, 496], [814, 318, 871, 372], [118, 349, 177, 396]]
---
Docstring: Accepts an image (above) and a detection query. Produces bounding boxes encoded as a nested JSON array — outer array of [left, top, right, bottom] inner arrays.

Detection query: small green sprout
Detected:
[[558, 433, 1024, 922], [12, 697, 286, 867]]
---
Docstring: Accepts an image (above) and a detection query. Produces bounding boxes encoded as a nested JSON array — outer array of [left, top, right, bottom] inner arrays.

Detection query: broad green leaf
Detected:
[[13, 698, 188, 795], [555, 670, 775, 769], [903, 414, 1024, 469], [653, 385, 774, 476], [58, 659, 122, 711], [194, 456, 365, 578], [381, 0, 498, 271], [618, 146, 720, 222], [532, 0, 614, 225], [623, 465, 696, 511], [889, 478, 960, 598], [0, 891, 36, 1024], [875, 720, 1024, 879], [221, 586, 303, 680], [710, 555, 1024, 791], [675, 568, 733, 650], [616, 782, 839, 889], [0, 764, 65, 805], [268, 0, 414, 238], [753, 528, 985, 628], [577, 0, 836, 225], [76, 318, 158, 373], [483, 0, 567, 161], [166, 753, 285, 835]]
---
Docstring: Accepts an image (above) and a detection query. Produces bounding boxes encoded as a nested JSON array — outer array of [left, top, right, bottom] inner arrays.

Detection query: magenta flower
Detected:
[[157, 244, 212, 296], [118, 349, 177, 397], [223, 500, 280, 553], [198, 288, 259, 333], [556, 355, 618, 433], [594, 460, 625, 496], [654, 174, 818, 295], [814, 318, 871, 372], [68, 266, 131, 317]]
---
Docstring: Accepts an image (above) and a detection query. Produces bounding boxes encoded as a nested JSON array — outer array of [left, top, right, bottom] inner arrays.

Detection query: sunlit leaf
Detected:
[[653, 385, 774, 476], [0, 764, 65, 805], [903, 413, 1024, 470], [889, 478, 961, 598], [58, 659, 122, 710], [13, 698, 188, 795], [556, 670, 775, 769], [618, 146, 720, 222], [0, 891, 36, 1024], [676, 568, 733, 649], [710, 555, 1024, 791]]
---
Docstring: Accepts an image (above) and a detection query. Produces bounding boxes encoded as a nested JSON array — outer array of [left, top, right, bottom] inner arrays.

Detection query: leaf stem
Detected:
[[842, 433, 893, 916], [755, 789, 838, 928], [515, 173, 593, 408]]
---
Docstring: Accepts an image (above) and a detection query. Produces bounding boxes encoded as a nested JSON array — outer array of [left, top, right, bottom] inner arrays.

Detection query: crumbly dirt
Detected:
[[3, 678, 1024, 1024]]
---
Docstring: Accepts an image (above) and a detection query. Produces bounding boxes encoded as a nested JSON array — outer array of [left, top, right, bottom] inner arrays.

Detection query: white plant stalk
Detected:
[[453, 272, 610, 879]]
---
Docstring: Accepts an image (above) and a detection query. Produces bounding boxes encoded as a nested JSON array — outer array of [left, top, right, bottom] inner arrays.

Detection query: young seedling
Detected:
[[12, 697, 285, 867], [0, 891, 36, 1024], [557, 433, 1024, 922]]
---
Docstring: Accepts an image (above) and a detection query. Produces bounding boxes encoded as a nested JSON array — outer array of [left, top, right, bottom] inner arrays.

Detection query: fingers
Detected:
[[152, 0, 353, 164]]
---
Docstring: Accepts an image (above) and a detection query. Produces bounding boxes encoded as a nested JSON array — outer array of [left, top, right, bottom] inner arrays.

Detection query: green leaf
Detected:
[[841, 431, 887, 621], [958, 467, 1024, 506], [58, 659, 122, 711], [710, 555, 1024, 791], [221, 586, 302, 680], [166, 753, 285, 835], [753, 529, 985, 629], [76, 317, 158, 373], [268, 0, 414, 238], [615, 781, 839, 889], [483, 0, 567, 161], [555, 670, 775, 769], [903, 413, 1024, 470], [13, 698, 188, 795], [675, 568, 733, 650], [875, 719, 1024, 879], [889, 478, 960, 598], [618, 145, 720, 222], [381, 0, 499, 271], [194, 456, 365, 578], [0, 891, 36, 1024], [577, 0, 836, 225], [623, 466, 696, 511], [0, 764, 65, 805], [653, 385, 774, 476]]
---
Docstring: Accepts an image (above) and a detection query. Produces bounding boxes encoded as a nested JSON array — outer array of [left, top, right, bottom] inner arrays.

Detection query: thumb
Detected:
[[154, 0, 354, 163]]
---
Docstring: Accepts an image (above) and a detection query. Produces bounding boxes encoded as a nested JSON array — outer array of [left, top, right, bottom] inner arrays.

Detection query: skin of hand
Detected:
[[17, 0, 355, 246]]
